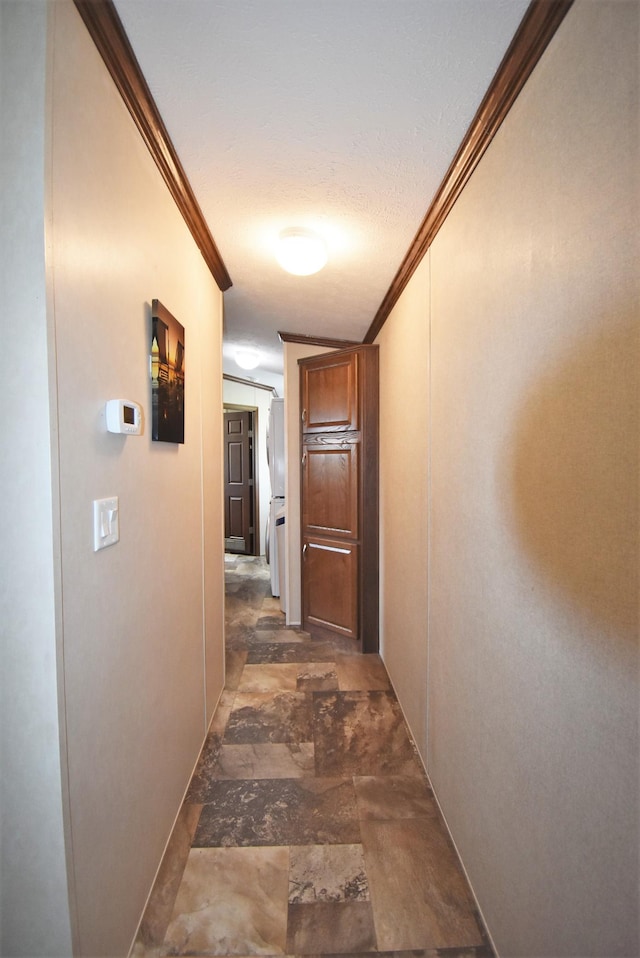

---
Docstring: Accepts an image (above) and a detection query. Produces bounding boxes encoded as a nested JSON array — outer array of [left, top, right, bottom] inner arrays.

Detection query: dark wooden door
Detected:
[[224, 410, 255, 554]]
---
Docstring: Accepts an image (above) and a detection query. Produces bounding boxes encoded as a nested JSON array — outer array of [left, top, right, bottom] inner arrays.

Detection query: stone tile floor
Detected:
[[133, 555, 494, 958]]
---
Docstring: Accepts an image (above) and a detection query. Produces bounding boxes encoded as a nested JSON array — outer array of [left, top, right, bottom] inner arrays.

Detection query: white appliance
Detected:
[[274, 502, 286, 613], [267, 398, 285, 600]]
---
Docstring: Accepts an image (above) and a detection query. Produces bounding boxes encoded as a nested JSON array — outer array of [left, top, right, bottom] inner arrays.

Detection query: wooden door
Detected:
[[224, 410, 255, 554]]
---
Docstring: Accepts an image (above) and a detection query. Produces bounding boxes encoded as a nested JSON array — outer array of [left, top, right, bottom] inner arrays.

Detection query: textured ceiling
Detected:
[[113, 0, 529, 385]]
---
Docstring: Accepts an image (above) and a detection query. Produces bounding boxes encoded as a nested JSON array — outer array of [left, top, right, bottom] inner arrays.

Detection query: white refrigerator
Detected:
[[267, 398, 286, 604]]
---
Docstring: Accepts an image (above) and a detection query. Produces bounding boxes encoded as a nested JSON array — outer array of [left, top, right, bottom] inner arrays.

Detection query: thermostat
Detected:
[[105, 399, 143, 435]]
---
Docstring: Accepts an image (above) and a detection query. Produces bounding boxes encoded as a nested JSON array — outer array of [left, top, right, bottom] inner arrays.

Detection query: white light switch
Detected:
[[93, 497, 119, 551]]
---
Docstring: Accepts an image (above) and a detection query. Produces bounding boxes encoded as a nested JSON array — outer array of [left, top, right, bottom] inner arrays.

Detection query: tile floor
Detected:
[[133, 555, 493, 958]]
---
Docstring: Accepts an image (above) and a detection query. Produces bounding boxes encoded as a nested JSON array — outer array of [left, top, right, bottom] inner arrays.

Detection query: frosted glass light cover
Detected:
[[276, 228, 328, 276], [235, 348, 261, 370]]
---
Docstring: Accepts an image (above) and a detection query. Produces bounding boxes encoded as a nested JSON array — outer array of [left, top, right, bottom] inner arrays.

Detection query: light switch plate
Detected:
[[93, 497, 119, 552]]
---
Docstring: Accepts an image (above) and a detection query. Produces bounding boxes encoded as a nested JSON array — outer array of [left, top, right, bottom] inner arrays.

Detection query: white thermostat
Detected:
[[105, 399, 143, 435]]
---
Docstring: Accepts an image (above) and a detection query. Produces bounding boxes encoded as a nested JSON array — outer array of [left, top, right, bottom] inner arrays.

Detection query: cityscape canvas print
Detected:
[[151, 298, 185, 443]]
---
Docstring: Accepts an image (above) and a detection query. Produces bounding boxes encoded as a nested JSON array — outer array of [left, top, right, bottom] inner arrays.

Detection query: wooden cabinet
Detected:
[[301, 350, 360, 433], [302, 439, 359, 539], [303, 536, 359, 640], [299, 345, 378, 652]]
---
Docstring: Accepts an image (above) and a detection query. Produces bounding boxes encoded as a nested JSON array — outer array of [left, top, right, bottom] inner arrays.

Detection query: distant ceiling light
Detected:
[[235, 348, 260, 370], [277, 228, 328, 276]]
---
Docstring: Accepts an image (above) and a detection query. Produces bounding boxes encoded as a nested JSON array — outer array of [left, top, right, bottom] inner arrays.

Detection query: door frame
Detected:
[[223, 404, 260, 556]]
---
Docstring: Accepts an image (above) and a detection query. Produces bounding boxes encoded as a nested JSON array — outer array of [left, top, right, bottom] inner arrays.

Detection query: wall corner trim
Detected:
[[72, 0, 232, 292], [363, 0, 574, 344]]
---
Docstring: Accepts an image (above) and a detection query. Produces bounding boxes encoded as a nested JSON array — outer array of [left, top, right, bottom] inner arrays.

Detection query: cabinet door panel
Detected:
[[301, 353, 359, 432], [303, 537, 358, 640], [302, 441, 359, 538]]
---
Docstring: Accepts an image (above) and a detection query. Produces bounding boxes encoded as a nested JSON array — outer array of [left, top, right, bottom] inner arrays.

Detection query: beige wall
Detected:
[[377, 255, 430, 758], [377, 3, 639, 956], [51, 4, 226, 953], [3, 2, 226, 955], [1, 4, 75, 955]]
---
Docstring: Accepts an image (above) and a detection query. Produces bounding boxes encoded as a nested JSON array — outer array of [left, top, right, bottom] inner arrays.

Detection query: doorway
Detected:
[[223, 407, 258, 555]]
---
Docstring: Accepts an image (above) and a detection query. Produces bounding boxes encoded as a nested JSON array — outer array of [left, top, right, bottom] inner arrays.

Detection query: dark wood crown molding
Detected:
[[278, 331, 359, 350], [73, 0, 232, 292], [223, 373, 277, 395], [364, 0, 574, 343]]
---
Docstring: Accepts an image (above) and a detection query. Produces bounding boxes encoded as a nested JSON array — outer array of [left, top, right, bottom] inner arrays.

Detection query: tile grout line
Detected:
[[134, 557, 495, 958]]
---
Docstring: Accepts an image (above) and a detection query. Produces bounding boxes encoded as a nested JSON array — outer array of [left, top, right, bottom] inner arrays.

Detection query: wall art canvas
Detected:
[[151, 298, 185, 443]]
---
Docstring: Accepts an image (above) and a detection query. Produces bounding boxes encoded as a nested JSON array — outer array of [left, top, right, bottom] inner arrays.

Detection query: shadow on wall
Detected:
[[509, 318, 638, 641]]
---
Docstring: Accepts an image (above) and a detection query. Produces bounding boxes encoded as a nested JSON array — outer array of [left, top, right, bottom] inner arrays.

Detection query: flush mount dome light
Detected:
[[276, 228, 328, 276], [234, 348, 261, 370]]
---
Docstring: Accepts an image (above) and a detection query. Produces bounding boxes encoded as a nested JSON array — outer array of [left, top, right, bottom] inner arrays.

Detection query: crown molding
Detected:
[[223, 374, 278, 395], [73, 0, 232, 292], [364, 0, 574, 343], [278, 331, 360, 349]]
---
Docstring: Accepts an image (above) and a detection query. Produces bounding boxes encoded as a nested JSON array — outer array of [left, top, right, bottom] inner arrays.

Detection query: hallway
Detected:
[[134, 555, 493, 957]]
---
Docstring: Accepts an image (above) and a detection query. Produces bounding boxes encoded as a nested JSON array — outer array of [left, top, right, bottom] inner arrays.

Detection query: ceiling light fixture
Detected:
[[276, 228, 328, 276], [234, 348, 261, 370]]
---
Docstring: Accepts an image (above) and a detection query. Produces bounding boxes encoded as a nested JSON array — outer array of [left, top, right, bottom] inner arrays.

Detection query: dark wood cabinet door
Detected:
[[303, 536, 358, 640], [302, 439, 359, 539], [301, 351, 359, 433]]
